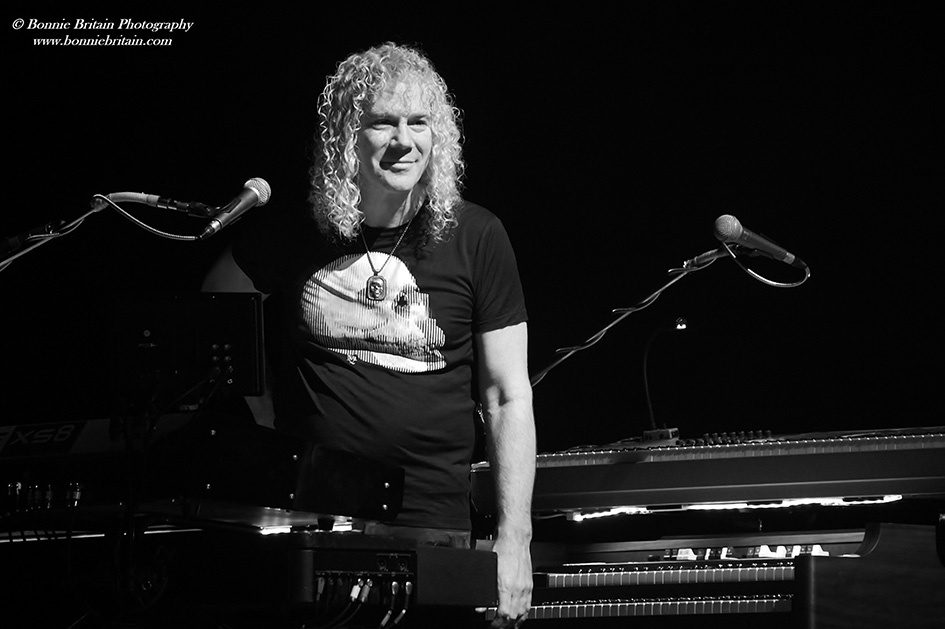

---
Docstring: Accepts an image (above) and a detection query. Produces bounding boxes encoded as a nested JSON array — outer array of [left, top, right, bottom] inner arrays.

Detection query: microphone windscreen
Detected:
[[245, 178, 272, 206], [714, 214, 743, 242]]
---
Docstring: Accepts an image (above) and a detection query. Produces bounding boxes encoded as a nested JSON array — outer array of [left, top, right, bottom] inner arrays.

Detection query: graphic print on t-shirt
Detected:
[[301, 253, 446, 372]]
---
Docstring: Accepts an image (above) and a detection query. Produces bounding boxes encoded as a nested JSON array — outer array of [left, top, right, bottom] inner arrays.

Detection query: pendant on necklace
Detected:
[[366, 274, 388, 301]]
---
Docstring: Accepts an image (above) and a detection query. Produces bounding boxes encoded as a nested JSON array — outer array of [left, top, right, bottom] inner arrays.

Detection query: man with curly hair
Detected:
[[204, 43, 534, 626]]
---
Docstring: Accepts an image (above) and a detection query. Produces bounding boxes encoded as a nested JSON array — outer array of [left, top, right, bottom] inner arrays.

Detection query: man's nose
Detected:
[[390, 121, 415, 147]]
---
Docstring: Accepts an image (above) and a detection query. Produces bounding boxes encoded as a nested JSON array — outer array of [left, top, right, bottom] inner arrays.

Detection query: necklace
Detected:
[[360, 214, 415, 301]]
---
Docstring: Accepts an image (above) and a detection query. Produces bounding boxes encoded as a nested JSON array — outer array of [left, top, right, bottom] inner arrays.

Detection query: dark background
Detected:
[[2, 6, 937, 454]]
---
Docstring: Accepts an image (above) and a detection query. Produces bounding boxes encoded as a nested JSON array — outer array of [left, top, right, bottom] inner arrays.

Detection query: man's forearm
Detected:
[[484, 394, 535, 625], [485, 396, 536, 538]]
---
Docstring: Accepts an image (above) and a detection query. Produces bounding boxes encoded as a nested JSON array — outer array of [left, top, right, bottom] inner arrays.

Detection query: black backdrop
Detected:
[[3, 6, 936, 454]]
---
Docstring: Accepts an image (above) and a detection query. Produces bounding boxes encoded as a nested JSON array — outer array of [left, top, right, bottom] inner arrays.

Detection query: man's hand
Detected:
[[491, 530, 532, 627]]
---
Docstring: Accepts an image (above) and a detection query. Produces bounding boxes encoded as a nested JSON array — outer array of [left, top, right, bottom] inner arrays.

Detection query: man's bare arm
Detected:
[[476, 321, 535, 625]]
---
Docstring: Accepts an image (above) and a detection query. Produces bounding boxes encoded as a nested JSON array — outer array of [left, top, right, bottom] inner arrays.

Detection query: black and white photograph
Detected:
[[2, 6, 941, 628]]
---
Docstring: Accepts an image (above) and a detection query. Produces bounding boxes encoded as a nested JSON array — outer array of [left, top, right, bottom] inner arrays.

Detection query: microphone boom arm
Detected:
[[528, 241, 810, 387], [92, 194, 204, 242], [529, 261, 696, 387], [0, 201, 106, 272], [0, 193, 226, 273]]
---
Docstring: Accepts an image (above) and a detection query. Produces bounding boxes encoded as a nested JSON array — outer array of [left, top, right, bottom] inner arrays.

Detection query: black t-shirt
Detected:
[[232, 201, 527, 529]]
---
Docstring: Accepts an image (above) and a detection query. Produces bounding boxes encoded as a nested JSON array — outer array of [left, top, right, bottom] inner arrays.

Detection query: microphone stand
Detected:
[[529, 240, 809, 388], [0, 201, 106, 272], [0, 194, 227, 274], [529, 250, 719, 388]]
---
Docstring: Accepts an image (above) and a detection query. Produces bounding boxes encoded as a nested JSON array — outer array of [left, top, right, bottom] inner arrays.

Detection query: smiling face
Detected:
[[356, 79, 434, 206]]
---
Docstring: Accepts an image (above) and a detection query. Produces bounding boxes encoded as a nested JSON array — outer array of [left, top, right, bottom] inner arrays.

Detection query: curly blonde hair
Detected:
[[309, 42, 465, 242]]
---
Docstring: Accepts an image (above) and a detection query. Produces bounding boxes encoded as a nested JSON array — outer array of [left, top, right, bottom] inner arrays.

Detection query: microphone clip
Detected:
[[155, 197, 215, 217]]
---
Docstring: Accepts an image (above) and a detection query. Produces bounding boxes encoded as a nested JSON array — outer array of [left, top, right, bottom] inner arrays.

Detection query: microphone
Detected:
[[197, 178, 271, 240], [714, 214, 806, 269]]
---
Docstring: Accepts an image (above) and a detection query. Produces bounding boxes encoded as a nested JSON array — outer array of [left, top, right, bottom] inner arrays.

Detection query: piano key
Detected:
[[513, 596, 794, 619]]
